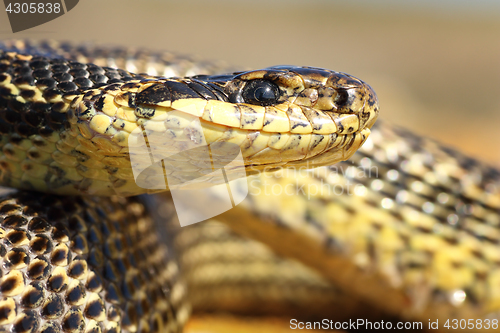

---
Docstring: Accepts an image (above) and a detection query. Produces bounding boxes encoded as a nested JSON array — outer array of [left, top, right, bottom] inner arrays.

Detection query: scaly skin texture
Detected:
[[0, 46, 377, 196], [212, 122, 500, 331], [0, 40, 379, 333], [0, 191, 188, 333], [6, 40, 500, 333]]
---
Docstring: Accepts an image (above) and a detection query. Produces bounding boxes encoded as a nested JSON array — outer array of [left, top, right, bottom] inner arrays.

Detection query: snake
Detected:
[[0, 40, 498, 333]]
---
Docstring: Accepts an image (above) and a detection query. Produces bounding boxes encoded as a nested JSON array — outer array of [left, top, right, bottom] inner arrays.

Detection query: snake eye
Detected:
[[241, 79, 280, 106]]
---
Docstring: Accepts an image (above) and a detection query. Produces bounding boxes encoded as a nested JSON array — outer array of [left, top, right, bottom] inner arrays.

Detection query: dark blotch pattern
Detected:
[[0, 192, 184, 333], [135, 84, 171, 105], [0, 50, 146, 143]]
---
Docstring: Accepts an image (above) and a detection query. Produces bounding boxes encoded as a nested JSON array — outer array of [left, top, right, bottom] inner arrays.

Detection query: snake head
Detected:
[[191, 66, 380, 170], [74, 66, 381, 193], [3, 56, 377, 195], [227, 65, 379, 130]]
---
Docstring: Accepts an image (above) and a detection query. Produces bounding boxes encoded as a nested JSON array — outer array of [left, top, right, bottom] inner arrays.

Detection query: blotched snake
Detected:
[[0, 40, 499, 333]]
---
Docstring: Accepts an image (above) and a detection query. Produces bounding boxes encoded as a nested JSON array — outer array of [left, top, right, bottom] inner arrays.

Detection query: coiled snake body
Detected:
[[0, 40, 498, 333]]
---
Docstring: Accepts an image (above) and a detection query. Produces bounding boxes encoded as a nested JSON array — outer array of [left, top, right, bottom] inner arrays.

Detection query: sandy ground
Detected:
[[1, 1, 499, 331]]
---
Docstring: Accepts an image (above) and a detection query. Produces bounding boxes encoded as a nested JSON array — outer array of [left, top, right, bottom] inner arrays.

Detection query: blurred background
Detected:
[[1, 1, 499, 331]]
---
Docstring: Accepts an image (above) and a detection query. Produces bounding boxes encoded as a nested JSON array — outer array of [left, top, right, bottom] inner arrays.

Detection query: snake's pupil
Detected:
[[254, 86, 274, 102], [242, 80, 279, 106]]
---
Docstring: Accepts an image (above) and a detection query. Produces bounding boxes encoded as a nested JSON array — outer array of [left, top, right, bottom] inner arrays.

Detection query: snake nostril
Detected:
[[334, 89, 349, 108]]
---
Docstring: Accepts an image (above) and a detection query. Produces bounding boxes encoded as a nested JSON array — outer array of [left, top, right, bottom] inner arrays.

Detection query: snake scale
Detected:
[[0, 40, 499, 333]]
